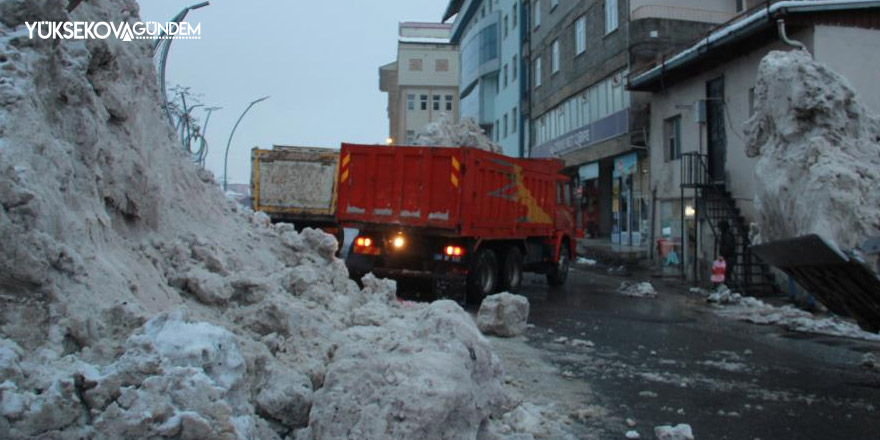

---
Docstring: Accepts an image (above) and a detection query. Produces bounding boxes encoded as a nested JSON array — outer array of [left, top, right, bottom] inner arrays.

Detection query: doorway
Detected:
[[706, 77, 726, 182]]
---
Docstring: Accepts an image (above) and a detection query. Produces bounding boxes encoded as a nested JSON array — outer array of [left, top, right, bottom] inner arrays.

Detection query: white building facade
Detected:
[[380, 22, 460, 145]]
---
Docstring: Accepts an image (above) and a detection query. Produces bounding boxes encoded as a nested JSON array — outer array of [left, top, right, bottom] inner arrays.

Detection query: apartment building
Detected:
[[380, 22, 460, 145], [443, 0, 526, 157]]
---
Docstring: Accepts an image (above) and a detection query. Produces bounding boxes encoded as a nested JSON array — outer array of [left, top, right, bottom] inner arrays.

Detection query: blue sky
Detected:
[[139, 0, 450, 185]]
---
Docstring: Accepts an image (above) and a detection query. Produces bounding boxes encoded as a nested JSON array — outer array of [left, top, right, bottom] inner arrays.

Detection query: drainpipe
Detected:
[[776, 19, 808, 52]]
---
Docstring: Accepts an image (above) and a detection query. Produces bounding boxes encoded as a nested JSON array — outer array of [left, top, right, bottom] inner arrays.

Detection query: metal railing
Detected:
[[680, 152, 710, 188]]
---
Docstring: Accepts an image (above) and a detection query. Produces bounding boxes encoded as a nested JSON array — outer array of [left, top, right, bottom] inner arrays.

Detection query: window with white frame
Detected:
[[575, 16, 586, 55], [503, 113, 509, 138], [420, 95, 428, 110], [512, 107, 518, 133], [534, 0, 541, 29], [504, 15, 509, 38], [407, 94, 415, 111], [512, 55, 518, 81], [503, 64, 508, 88], [664, 115, 682, 161], [535, 56, 542, 87], [445, 95, 453, 111], [551, 40, 560, 73], [512, 2, 518, 28], [433, 95, 441, 111], [550, 0, 558, 10], [605, 0, 618, 34]]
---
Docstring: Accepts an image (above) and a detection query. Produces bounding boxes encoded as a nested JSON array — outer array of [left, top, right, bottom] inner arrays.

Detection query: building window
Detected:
[[504, 15, 509, 38], [551, 40, 560, 74], [503, 114, 509, 138], [495, 120, 500, 142], [736, 0, 745, 12], [550, 0, 558, 10], [534, 0, 541, 29], [436, 59, 449, 72], [575, 16, 586, 55], [409, 58, 423, 71], [512, 107, 518, 133], [664, 115, 682, 161], [420, 95, 428, 111], [433, 95, 441, 111], [445, 95, 453, 111], [406, 130, 415, 145], [407, 94, 415, 111], [605, 0, 618, 34], [512, 2, 518, 28], [503, 64, 509, 88], [534, 56, 542, 88], [512, 55, 518, 82]]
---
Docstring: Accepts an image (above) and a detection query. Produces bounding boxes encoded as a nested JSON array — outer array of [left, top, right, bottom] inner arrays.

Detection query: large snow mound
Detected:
[[746, 50, 880, 265], [0, 1, 539, 439], [414, 112, 504, 153]]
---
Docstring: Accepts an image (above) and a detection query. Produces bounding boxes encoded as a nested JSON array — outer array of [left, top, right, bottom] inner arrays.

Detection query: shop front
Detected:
[[611, 152, 649, 247]]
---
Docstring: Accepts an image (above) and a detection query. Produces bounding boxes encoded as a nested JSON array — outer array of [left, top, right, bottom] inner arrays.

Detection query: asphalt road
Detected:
[[510, 262, 880, 440]]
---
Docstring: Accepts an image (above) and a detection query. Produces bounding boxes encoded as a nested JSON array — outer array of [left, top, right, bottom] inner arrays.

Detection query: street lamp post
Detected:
[[155, 2, 210, 129], [223, 96, 269, 191]]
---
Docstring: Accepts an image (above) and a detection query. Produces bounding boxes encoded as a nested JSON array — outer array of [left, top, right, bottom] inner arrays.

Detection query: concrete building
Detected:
[[380, 22, 460, 145], [443, 0, 526, 157], [525, 0, 718, 249], [628, 1, 880, 291]]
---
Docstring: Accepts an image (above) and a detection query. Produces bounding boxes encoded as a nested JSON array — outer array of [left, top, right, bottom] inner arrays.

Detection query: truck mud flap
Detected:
[[751, 234, 880, 333], [433, 274, 467, 304]]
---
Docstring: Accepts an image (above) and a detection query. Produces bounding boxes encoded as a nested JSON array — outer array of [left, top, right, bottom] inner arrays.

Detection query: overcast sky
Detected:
[[138, 0, 450, 186]]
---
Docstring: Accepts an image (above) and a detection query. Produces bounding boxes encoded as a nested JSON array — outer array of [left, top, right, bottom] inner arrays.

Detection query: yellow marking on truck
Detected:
[[451, 156, 460, 171], [513, 165, 552, 224], [451, 173, 460, 188], [341, 153, 350, 168], [340, 169, 350, 183]]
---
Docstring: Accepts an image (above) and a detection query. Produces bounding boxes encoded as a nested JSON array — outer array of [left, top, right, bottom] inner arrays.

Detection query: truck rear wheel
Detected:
[[467, 249, 498, 304], [547, 245, 570, 287], [498, 247, 523, 293]]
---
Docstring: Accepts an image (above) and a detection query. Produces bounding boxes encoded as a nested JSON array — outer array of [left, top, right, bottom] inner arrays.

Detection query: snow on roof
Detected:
[[399, 37, 452, 44]]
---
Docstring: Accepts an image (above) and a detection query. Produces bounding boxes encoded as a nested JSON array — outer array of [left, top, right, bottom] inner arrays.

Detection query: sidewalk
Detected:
[[576, 237, 651, 268]]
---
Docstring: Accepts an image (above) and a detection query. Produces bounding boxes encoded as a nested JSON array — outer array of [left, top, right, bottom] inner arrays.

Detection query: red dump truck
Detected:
[[337, 143, 576, 303]]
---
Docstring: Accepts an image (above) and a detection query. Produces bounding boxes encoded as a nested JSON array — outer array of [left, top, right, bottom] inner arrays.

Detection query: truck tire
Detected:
[[467, 248, 498, 304], [498, 246, 524, 293], [547, 245, 570, 287]]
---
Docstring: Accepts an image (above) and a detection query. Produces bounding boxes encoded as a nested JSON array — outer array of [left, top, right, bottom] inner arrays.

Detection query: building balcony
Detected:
[[630, 4, 735, 24]]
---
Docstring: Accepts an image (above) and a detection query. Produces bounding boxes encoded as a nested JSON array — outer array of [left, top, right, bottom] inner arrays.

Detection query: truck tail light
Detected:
[[353, 236, 380, 255], [445, 245, 464, 257]]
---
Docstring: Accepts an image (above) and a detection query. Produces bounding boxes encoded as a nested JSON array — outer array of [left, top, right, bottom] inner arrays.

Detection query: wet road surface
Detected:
[[514, 262, 880, 439]]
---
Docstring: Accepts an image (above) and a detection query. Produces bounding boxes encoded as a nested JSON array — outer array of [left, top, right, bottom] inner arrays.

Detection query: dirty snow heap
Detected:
[[745, 50, 880, 267], [0, 1, 536, 439], [413, 112, 504, 153]]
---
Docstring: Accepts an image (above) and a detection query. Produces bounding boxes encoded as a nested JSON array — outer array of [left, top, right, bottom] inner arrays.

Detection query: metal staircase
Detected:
[[680, 153, 778, 295]]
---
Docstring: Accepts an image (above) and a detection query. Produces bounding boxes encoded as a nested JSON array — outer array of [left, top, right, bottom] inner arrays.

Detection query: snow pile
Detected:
[[654, 423, 694, 440], [413, 112, 504, 154], [478, 292, 530, 337], [576, 257, 598, 266], [746, 50, 880, 269], [701, 291, 880, 342], [617, 282, 658, 298], [0, 1, 542, 439]]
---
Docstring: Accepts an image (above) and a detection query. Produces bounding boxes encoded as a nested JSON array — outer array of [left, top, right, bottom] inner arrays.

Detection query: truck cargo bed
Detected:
[[336, 144, 566, 239]]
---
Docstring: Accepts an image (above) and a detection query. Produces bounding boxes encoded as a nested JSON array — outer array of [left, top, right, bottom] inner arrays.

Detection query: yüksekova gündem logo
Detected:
[[25, 21, 201, 41]]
